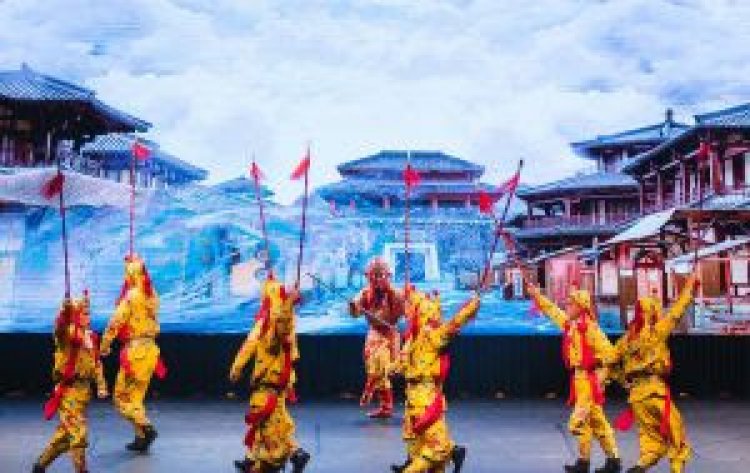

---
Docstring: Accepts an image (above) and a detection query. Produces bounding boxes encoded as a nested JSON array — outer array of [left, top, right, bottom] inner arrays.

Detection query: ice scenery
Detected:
[[0, 170, 622, 335]]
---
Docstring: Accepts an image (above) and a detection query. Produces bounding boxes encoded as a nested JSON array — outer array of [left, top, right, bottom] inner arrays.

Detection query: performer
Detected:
[[349, 257, 405, 418], [33, 294, 108, 473], [526, 284, 622, 473], [229, 277, 310, 473], [609, 274, 698, 473], [391, 288, 480, 473], [100, 254, 165, 452]]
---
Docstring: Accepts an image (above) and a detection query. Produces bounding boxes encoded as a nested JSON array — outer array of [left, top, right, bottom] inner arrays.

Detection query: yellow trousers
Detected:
[[632, 395, 691, 473], [114, 339, 159, 437], [402, 384, 453, 472], [246, 389, 298, 470], [38, 382, 90, 472], [568, 374, 619, 460], [363, 329, 398, 392]]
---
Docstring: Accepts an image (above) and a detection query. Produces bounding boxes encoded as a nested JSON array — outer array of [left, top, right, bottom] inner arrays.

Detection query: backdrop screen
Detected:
[[0, 183, 739, 335]]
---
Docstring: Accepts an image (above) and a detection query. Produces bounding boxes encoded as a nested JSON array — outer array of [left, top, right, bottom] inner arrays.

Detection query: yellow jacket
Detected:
[[53, 322, 106, 390]]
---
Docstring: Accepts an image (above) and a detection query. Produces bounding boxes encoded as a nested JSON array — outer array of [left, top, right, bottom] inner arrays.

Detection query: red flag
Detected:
[[41, 172, 65, 199], [498, 170, 521, 196], [131, 141, 151, 161], [478, 190, 495, 214], [696, 141, 711, 162], [250, 162, 264, 183], [403, 164, 421, 188], [290, 149, 311, 180]]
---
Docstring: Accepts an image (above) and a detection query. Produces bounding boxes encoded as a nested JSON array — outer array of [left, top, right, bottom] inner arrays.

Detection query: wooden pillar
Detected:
[[680, 160, 688, 205], [639, 179, 645, 215], [563, 198, 571, 218], [656, 170, 663, 210]]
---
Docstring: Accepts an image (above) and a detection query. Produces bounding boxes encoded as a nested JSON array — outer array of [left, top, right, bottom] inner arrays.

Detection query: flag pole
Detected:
[[479, 159, 523, 292], [251, 155, 272, 273], [52, 132, 71, 298], [295, 142, 311, 288], [404, 151, 412, 289]]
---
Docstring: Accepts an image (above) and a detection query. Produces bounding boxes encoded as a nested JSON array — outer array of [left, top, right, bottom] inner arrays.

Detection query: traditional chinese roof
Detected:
[[694, 103, 750, 127], [517, 172, 637, 200], [82, 133, 207, 181], [0, 64, 150, 132], [317, 178, 499, 202], [571, 110, 690, 159], [213, 177, 274, 197], [338, 150, 484, 178], [621, 103, 750, 175]]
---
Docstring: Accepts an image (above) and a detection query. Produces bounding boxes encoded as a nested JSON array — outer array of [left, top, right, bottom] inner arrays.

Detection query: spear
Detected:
[[129, 139, 151, 256], [41, 131, 70, 298], [250, 158, 272, 273], [291, 143, 312, 287], [478, 159, 524, 292], [402, 151, 421, 287]]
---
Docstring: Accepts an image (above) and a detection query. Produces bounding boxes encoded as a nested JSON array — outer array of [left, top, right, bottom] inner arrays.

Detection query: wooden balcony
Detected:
[[521, 212, 639, 230]]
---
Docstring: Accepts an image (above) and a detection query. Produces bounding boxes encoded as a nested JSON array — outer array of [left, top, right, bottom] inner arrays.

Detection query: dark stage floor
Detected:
[[2, 399, 749, 472]]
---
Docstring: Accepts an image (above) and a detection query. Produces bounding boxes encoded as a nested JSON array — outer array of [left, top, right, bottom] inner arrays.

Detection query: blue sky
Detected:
[[2, 0, 750, 201]]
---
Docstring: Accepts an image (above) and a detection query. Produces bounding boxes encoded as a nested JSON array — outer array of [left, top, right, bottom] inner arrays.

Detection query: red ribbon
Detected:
[[438, 353, 451, 384], [43, 319, 82, 420], [412, 393, 444, 435], [244, 393, 279, 448]]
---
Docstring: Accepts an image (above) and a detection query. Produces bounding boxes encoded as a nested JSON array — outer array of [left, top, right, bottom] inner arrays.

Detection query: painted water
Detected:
[[0, 180, 622, 334]]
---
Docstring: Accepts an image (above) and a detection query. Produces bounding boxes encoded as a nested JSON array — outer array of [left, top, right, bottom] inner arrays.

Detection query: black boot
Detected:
[[595, 457, 622, 473], [142, 425, 158, 450], [234, 458, 251, 471], [126, 436, 147, 452], [451, 445, 467, 473], [564, 459, 590, 473], [625, 467, 646, 473], [391, 458, 410, 473], [127, 425, 158, 452], [31, 464, 45, 473], [289, 448, 310, 473]]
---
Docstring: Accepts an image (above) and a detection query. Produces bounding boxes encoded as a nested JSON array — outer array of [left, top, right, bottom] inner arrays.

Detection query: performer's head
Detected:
[[567, 289, 594, 321], [75, 290, 92, 327], [630, 296, 661, 336], [261, 278, 297, 340], [121, 254, 156, 299], [365, 257, 391, 290]]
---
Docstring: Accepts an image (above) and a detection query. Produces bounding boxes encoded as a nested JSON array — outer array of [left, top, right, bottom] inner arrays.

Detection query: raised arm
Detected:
[[526, 283, 569, 329], [434, 295, 481, 348], [654, 273, 698, 339]]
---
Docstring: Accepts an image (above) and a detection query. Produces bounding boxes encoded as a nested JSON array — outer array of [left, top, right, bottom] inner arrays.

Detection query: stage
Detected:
[[1, 399, 748, 472]]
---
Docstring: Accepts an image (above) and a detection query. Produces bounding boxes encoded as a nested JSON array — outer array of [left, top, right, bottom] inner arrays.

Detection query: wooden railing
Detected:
[[521, 212, 638, 229], [643, 185, 750, 214]]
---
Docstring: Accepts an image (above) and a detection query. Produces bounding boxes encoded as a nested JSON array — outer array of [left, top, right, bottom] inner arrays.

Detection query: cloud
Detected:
[[1, 0, 750, 202]]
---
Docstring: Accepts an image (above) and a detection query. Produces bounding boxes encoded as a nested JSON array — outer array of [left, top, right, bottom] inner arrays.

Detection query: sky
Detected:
[[2, 0, 750, 202]]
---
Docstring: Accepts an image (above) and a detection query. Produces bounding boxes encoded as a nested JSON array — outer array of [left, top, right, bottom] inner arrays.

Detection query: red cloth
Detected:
[[44, 317, 82, 420], [412, 393, 444, 434], [563, 319, 604, 406], [131, 141, 151, 160], [403, 164, 421, 188], [250, 162, 264, 183], [614, 407, 635, 431], [244, 393, 279, 448], [438, 353, 451, 384], [478, 190, 494, 214], [41, 172, 65, 199], [290, 151, 311, 180]]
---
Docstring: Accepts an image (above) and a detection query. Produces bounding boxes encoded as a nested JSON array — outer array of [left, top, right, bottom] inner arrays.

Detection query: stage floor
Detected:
[[2, 399, 749, 472]]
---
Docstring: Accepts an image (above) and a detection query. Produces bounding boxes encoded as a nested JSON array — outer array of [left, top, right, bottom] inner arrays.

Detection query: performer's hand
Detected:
[[229, 366, 241, 384], [100, 346, 111, 357], [97, 387, 109, 399], [348, 300, 358, 316]]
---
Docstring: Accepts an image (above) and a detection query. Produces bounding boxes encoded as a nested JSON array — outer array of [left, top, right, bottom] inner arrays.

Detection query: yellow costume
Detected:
[[101, 255, 164, 452], [230, 278, 310, 473], [34, 295, 107, 473], [609, 275, 698, 473], [391, 289, 480, 473], [528, 286, 621, 473]]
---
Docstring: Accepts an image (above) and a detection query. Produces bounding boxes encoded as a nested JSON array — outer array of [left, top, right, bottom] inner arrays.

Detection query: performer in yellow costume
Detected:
[[391, 288, 480, 473], [527, 284, 622, 473], [229, 277, 310, 473], [33, 294, 108, 473], [349, 258, 405, 418], [609, 273, 698, 473], [101, 255, 166, 452]]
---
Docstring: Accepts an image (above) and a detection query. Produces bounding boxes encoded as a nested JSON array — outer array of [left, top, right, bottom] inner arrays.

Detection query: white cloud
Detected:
[[2, 0, 750, 202]]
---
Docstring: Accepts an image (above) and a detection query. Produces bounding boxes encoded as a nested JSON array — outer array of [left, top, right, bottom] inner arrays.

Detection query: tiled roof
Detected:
[[338, 150, 484, 175], [82, 133, 207, 180], [317, 178, 499, 201], [517, 172, 637, 199], [618, 128, 694, 174], [0, 64, 150, 132], [695, 103, 750, 127], [571, 112, 690, 157]]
